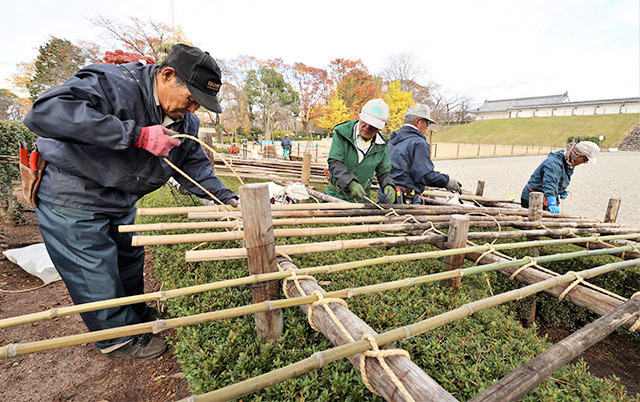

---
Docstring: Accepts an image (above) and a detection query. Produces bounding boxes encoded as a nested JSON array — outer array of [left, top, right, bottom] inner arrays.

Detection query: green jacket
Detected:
[[325, 120, 393, 201]]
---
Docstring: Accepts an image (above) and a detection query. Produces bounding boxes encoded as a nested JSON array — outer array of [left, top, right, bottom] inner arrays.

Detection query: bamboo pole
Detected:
[[4, 248, 637, 362], [185, 230, 640, 262], [422, 190, 513, 205], [459, 248, 640, 329], [4, 242, 635, 331], [306, 187, 346, 203], [278, 257, 456, 401], [240, 184, 282, 342], [604, 198, 621, 223], [470, 296, 640, 402], [119, 215, 612, 234], [137, 202, 360, 216], [182, 259, 640, 401]]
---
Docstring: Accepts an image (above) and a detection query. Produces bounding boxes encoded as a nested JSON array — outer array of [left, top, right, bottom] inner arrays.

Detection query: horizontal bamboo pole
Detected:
[[4, 237, 635, 331], [136, 202, 360, 216], [470, 295, 640, 402], [131, 220, 631, 246], [120, 215, 606, 234], [182, 259, 640, 401], [188, 205, 581, 220], [185, 231, 640, 262], [4, 239, 634, 331], [422, 190, 514, 204], [3, 247, 637, 361]]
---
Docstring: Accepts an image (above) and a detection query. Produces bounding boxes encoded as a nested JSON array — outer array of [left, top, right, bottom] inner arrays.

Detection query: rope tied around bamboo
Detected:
[[510, 256, 538, 280], [360, 333, 414, 402], [281, 258, 413, 400], [558, 271, 585, 301]]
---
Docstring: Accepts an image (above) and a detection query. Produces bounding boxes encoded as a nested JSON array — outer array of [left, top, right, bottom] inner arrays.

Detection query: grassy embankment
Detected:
[[137, 181, 640, 401], [436, 114, 640, 149]]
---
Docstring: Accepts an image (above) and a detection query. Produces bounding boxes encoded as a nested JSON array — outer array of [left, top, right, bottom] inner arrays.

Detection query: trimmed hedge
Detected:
[[0, 120, 37, 222], [137, 184, 639, 401]]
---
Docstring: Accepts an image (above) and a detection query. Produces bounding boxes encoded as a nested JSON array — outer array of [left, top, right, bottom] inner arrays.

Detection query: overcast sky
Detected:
[[2, 0, 638, 106]]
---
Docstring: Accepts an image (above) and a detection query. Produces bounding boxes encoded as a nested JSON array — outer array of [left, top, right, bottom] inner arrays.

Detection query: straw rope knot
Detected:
[[359, 333, 414, 401], [558, 271, 585, 301], [510, 256, 538, 280], [281, 268, 317, 299], [308, 291, 349, 334], [474, 243, 497, 265]]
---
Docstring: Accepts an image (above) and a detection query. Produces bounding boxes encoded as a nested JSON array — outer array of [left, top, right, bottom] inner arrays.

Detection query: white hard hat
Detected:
[[406, 103, 437, 124], [359, 98, 389, 130], [575, 141, 600, 164]]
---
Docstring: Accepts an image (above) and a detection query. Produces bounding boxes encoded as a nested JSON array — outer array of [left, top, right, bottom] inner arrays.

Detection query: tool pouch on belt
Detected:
[[18, 142, 46, 208]]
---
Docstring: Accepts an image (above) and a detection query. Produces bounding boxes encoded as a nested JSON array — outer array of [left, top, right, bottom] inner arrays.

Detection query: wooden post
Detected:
[[279, 257, 457, 401], [477, 143, 481, 156], [604, 198, 621, 223], [511, 144, 514, 155], [528, 192, 544, 257], [428, 131, 434, 158], [315, 144, 318, 162], [434, 143, 438, 159], [301, 152, 312, 186], [239, 184, 283, 343], [443, 215, 470, 291], [470, 296, 640, 402], [456, 143, 460, 157], [475, 181, 485, 197], [493, 143, 497, 155]]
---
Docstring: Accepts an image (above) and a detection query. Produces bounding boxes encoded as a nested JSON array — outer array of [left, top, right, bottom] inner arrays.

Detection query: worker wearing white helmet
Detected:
[[521, 141, 600, 214]]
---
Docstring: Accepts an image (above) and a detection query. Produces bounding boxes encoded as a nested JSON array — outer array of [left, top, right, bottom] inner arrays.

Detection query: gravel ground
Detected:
[[434, 151, 640, 228]]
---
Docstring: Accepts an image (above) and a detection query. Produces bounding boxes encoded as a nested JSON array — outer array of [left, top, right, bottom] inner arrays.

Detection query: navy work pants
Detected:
[[36, 200, 148, 349]]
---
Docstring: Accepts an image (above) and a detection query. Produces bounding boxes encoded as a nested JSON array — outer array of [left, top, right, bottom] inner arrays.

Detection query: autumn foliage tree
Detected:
[[103, 50, 155, 65], [383, 81, 415, 132], [329, 58, 382, 120], [291, 63, 332, 134]]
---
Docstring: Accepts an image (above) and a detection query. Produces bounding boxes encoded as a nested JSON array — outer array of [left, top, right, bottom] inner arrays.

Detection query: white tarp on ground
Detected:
[[3, 243, 61, 284]]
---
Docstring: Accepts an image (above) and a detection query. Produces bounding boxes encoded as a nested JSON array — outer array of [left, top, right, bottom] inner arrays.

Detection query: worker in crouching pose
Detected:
[[325, 99, 396, 203], [23, 44, 238, 360], [521, 141, 599, 214], [378, 103, 462, 204]]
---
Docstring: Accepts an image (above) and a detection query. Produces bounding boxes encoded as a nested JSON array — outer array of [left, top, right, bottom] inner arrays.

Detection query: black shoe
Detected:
[[107, 334, 168, 360], [141, 306, 165, 322]]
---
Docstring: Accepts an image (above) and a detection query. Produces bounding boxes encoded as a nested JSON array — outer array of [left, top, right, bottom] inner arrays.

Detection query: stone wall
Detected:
[[618, 125, 640, 151]]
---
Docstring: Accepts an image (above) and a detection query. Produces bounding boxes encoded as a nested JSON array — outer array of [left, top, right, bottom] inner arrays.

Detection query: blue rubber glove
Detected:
[[560, 190, 569, 199], [546, 196, 560, 214]]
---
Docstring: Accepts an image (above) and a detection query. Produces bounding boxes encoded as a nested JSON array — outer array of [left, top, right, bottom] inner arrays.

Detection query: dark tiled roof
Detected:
[[473, 92, 569, 112], [510, 97, 640, 110]]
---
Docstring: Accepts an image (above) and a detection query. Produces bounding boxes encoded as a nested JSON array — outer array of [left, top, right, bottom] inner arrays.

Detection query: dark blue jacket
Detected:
[[389, 124, 449, 193], [281, 136, 292, 148], [24, 62, 236, 213], [521, 151, 573, 201]]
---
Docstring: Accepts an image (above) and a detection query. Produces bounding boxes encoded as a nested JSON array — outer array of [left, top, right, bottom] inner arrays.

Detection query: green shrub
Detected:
[[136, 187, 639, 401], [0, 120, 37, 222], [566, 136, 601, 144]]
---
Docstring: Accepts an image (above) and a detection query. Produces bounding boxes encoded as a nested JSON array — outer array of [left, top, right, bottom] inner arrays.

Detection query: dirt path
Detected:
[[0, 214, 189, 401]]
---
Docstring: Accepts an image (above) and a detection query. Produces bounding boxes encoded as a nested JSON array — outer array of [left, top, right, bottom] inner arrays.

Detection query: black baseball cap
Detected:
[[163, 44, 222, 113]]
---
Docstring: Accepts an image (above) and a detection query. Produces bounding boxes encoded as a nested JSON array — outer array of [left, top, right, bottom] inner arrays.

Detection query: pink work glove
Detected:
[[135, 125, 180, 157]]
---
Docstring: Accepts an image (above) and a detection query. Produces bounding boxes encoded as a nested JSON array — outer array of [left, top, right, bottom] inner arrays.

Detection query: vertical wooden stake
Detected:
[[239, 184, 283, 343], [301, 152, 311, 186], [604, 198, 621, 223], [443, 214, 470, 291], [475, 181, 485, 197], [528, 192, 544, 256]]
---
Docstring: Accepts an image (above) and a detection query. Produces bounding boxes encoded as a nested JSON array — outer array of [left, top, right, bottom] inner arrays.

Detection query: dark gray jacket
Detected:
[[24, 62, 235, 212], [389, 125, 449, 192]]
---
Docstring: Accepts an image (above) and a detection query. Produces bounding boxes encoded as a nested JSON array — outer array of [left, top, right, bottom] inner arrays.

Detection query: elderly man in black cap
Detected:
[[23, 44, 237, 359]]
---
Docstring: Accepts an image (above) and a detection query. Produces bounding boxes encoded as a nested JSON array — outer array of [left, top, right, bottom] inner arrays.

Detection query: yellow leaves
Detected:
[[314, 96, 350, 132], [383, 81, 415, 132]]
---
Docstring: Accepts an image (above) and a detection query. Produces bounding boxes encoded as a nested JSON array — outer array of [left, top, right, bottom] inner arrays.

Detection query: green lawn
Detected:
[[436, 114, 640, 148]]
